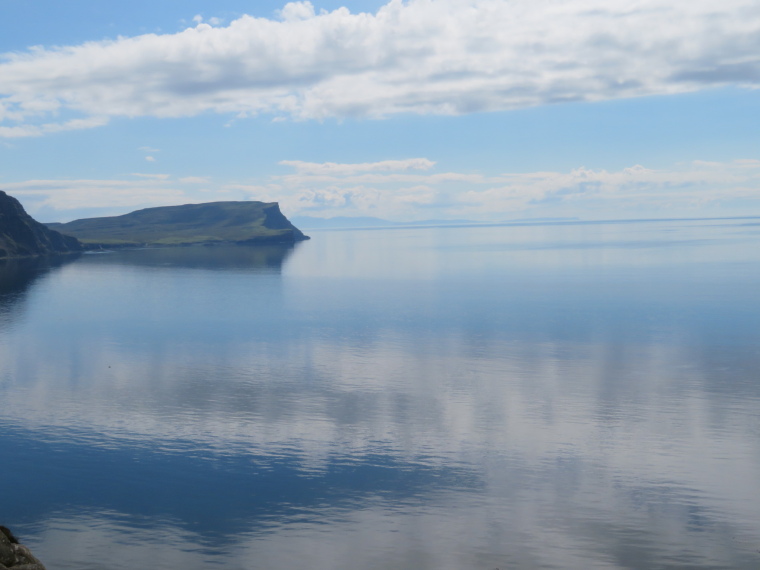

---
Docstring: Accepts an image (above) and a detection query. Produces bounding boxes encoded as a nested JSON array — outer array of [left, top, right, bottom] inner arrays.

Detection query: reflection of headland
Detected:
[[0, 255, 80, 328], [75, 244, 298, 272]]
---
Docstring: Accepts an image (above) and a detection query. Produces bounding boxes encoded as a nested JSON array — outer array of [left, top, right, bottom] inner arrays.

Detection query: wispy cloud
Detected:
[[131, 173, 170, 180], [4, 176, 214, 220], [7, 178, 190, 213], [256, 157, 760, 220], [0, 117, 109, 138], [279, 158, 436, 175], [179, 176, 210, 183], [6, 158, 760, 221], [2, 0, 760, 136]]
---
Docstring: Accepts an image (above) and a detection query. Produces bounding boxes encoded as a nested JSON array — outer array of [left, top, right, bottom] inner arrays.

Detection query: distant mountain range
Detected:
[[0, 190, 82, 259], [47, 201, 309, 248]]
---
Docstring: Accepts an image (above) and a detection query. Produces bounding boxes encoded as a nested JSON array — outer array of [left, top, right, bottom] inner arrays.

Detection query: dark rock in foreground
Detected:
[[0, 527, 46, 570], [0, 191, 83, 259], [47, 201, 310, 249]]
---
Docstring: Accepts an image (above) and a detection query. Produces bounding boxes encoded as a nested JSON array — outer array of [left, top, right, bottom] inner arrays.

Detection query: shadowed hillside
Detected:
[[0, 191, 82, 259], [47, 201, 309, 248]]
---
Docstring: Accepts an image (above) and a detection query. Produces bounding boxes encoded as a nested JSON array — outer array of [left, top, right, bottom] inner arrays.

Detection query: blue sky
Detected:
[[2, 0, 760, 222]]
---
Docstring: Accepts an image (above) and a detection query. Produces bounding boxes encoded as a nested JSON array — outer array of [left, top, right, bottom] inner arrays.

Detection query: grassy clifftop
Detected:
[[47, 201, 309, 248]]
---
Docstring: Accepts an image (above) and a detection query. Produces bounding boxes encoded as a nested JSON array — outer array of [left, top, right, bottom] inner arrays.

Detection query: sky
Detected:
[[1, 0, 760, 223]]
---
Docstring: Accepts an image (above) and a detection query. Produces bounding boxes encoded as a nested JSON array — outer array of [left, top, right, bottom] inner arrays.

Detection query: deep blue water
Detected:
[[1, 219, 759, 569]]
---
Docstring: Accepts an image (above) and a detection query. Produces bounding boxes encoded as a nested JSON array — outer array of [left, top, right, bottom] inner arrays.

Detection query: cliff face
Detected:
[[0, 191, 82, 259]]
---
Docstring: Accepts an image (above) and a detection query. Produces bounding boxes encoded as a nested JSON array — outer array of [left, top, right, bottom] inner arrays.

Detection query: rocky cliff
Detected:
[[0, 191, 82, 259], [0, 526, 46, 570]]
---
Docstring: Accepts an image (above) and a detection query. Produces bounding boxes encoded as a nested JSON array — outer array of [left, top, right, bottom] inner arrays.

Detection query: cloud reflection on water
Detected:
[[1, 222, 759, 569], [2, 331, 759, 569]]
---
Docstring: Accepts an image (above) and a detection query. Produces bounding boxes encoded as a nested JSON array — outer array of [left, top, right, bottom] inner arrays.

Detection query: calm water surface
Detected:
[[1, 219, 759, 569]]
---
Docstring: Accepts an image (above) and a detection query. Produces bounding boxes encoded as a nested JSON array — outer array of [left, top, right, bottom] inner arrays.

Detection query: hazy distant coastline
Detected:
[[292, 214, 760, 231], [290, 215, 579, 230]]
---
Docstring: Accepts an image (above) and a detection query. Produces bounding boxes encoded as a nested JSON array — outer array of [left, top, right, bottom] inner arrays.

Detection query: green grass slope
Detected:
[[47, 201, 309, 248]]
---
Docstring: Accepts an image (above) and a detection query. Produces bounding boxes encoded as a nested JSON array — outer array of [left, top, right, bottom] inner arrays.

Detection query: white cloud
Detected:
[[452, 162, 760, 218], [730, 159, 760, 168], [178, 176, 210, 183], [278, 1, 317, 22], [0, 116, 108, 138], [279, 158, 436, 175], [5, 157, 760, 222], [145, 156, 156, 162], [2, 0, 760, 135], [257, 157, 760, 220], [131, 173, 170, 179], [3, 176, 221, 220]]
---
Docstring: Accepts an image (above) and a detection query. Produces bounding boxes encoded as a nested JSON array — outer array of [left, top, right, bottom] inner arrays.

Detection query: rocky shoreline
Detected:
[[0, 527, 45, 570]]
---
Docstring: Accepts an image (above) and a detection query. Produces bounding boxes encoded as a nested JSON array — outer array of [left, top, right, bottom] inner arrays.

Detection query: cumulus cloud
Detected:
[[1, 0, 760, 135]]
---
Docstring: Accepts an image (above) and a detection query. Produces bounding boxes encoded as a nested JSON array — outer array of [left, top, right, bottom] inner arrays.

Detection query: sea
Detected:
[[1, 217, 759, 569]]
